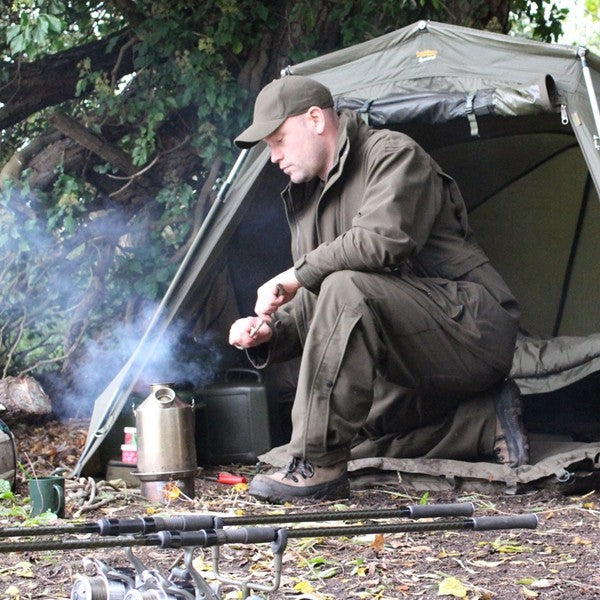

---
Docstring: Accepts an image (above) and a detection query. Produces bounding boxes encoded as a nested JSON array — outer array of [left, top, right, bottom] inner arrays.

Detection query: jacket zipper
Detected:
[[283, 189, 310, 339]]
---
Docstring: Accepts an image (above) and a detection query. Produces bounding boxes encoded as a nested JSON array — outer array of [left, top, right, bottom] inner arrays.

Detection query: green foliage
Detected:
[[510, 0, 569, 42], [288, 0, 426, 61], [0, 479, 28, 519], [5, 0, 122, 59], [72, 0, 265, 168], [0, 479, 13, 499], [7, 7, 64, 58], [48, 169, 90, 235]]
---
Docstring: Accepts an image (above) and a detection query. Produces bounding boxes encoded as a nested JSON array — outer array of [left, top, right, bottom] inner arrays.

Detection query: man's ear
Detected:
[[305, 106, 326, 134]]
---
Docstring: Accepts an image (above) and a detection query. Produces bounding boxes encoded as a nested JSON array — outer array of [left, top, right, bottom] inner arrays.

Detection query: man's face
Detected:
[[264, 113, 328, 183]]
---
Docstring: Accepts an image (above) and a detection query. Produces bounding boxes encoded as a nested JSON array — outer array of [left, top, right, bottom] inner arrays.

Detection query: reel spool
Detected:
[[70, 560, 135, 600]]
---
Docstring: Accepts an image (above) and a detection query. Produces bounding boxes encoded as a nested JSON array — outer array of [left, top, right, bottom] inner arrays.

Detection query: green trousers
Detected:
[[286, 270, 515, 466]]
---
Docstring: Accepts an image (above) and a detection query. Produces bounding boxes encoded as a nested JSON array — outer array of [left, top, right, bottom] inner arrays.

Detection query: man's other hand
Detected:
[[229, 316, 273, 349]]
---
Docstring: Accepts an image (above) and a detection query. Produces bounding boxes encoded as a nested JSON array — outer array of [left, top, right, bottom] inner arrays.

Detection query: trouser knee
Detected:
[[319, 270, 368, 305]]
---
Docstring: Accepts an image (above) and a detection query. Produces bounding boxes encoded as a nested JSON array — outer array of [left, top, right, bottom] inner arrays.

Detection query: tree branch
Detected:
[[48, 110, 135, 176], [0, 29, 135, 130], [0, 132, 63, 191]]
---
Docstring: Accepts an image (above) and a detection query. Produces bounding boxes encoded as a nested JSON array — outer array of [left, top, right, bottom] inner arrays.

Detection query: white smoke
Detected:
[[54, 305, 223, 418]]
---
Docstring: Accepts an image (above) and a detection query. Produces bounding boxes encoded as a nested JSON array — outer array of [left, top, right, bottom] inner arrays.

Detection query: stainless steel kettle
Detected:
[[134, 384, 197, 502]]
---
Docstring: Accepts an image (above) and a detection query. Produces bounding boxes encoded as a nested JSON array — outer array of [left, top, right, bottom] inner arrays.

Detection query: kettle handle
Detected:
[[224, 368, 262, 383]]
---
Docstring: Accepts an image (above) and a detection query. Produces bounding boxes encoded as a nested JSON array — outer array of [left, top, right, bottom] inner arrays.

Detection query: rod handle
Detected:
[[97, 514, 216, 535], [471, 514, 538, 531], [406, 502, 474, 519], [155, 530, 219, 548], [156, 527, 279, 548], [153, 514, 216, 532], [222, 527, 279, 545]]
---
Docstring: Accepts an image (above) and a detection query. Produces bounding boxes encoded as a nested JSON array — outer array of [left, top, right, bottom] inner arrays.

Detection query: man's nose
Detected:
[[270, 147, 282, 163]]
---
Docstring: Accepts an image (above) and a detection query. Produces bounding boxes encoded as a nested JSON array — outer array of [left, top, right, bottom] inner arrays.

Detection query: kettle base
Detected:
[[140, 478, 195, 504]]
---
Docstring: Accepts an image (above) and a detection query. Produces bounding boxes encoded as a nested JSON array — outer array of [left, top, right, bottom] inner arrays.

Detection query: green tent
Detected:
[[75, 20, 600, 490]]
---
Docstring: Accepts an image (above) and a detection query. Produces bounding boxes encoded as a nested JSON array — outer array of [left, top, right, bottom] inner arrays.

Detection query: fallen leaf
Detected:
[[316, 567, 339, 579], [471, 559, 503, 568], [372, 533, 385, 551], [162, 481, 181, 501], [530, 579, 559, 589], [438, 549, 461, 558], [0, 563, 34, 579], [438, 576, 468, 598], [521, 588, 539, 598], [571, 536, 592, 545], [14, 562, 34, 578], [486, 539, 531, 554], [294, 580, 315, 594]]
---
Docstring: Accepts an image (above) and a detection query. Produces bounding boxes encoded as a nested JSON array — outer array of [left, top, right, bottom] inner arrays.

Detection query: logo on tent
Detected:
[[416, 49, 438, 63]]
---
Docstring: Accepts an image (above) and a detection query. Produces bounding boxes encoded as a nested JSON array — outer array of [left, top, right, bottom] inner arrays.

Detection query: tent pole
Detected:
[[578, 47, 600, 150]]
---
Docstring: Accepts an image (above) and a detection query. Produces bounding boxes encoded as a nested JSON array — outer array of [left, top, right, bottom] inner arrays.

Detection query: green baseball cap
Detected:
[[234, 76, 334, 149]]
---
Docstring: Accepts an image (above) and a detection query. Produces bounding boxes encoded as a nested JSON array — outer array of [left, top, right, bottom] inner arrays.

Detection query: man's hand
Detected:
[[255, 267, 301, 318], [229, 316, 273, 349], [228, 267, 301, 350]]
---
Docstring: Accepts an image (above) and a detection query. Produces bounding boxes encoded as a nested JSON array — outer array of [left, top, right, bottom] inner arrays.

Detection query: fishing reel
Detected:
[[69, 529, 289, 600], [122, 568, 196, 600], [70, 557, 136, 600], [70, 551, 206, 600]]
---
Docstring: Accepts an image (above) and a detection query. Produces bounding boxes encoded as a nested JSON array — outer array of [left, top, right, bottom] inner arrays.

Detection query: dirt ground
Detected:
[[1, 419, 599, 600]]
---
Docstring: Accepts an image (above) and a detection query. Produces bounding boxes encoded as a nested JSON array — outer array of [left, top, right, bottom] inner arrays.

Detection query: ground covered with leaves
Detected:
[[1, 419, 599, 599]]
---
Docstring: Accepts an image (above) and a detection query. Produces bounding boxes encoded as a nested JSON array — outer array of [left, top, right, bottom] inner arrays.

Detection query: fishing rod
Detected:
[[0, 514, 538, 553], [0, 501, 475, 538]]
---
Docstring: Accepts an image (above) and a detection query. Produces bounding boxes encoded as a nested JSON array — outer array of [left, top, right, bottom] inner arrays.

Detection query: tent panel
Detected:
[[173, 147, 272, 319], [430, 128, 576, 209], [468, 147, 587, 337], [559, 182, 600, 335], [295, 21, 583, 98]]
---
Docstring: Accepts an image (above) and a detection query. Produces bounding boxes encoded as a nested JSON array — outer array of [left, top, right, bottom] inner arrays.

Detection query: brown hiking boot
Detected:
[[493, 378, 529, 467], [248, 457, 350, 503]]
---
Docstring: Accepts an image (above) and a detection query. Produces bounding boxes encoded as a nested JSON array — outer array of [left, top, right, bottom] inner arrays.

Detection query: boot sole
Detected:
[[495, 379, 529, 467]]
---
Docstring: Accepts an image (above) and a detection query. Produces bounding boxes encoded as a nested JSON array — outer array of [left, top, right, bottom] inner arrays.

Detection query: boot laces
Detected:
[[283, 457, 315, 483]]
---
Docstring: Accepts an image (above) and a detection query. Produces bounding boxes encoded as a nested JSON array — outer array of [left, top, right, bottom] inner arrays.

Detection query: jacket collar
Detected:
[[322, 110, 359, 194]]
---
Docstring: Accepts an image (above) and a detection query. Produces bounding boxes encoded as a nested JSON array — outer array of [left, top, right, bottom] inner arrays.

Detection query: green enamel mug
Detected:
[[28, 476, 65, 518]]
